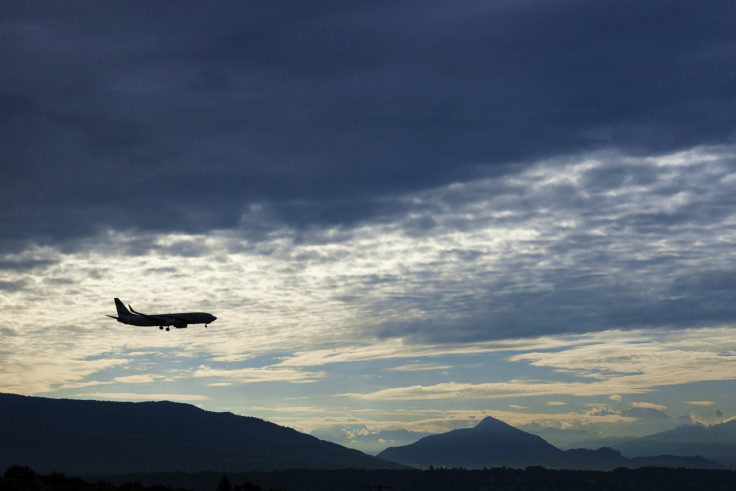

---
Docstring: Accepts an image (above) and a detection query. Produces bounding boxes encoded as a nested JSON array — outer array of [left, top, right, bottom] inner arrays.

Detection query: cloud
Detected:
[[340, 328, 736, 401], [341, 379, 652, 401], [191, 366, 325, 384], [277, 335, 592, 367], [2, 1, 735, 254], [688, 401, 716, 406], [2, 147, 736, 350], [631, 402, 668, 411], [0, 327, 18, 338], [509, 328, 736, 388], [114, 374, 161, 384], [387, 363, 454, 372], [0, 348, 129, 395]]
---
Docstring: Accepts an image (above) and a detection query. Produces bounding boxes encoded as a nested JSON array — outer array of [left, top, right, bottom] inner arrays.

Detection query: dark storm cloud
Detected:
[[1, 0, 735, 252]]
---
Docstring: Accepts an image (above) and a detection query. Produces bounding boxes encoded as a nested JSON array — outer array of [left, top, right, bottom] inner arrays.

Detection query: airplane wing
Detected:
[[128, 305, 175, 326], [128, 305, 191, 327]]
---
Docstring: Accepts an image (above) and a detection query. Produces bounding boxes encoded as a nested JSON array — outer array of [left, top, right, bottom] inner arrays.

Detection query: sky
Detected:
[[2, 0, 736, 455]]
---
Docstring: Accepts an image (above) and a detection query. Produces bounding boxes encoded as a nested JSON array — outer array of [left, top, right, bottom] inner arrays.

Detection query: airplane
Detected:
[[107, 298, 217, 331]]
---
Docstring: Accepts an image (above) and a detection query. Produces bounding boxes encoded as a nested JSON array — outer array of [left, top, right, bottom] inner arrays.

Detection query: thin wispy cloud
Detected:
[[387, 363, 454, 372], [191, 366, 326, 384], [341, 379, 653, 401]]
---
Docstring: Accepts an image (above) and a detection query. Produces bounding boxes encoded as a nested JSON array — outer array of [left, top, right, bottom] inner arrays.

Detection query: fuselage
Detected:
[[114, 312, 217, 327]]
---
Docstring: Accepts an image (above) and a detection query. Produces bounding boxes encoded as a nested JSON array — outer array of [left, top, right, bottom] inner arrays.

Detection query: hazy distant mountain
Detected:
[[0, 393, 403, 474], [311, 426, 433, 455], [377, 416, 722, 470], [520, 409, 694, 450], [562, 447, 720, 471], [615, 420, 736, 468], [519, 423, 632, 450]]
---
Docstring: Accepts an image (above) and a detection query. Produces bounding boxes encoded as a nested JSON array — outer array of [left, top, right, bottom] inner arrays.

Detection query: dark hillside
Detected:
[[0, 393, 401, 474]]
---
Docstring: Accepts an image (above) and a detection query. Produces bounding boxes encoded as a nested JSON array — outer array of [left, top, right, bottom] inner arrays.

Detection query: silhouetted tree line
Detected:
[[253, 466, 736, 490], [1, 466, 278, 491], [2, 465, 187, 491], [216, 475, 280, 491], [5, 465, 736, 490]]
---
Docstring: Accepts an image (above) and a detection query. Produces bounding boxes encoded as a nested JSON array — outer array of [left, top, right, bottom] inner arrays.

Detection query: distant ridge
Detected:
[[615, 420, 736, 468], [0, 393, 403, 474], [377, 416, 723, 470]]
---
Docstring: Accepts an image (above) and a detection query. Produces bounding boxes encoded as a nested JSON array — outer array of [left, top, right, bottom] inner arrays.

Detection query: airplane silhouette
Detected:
[[107, 298, 216, 331]]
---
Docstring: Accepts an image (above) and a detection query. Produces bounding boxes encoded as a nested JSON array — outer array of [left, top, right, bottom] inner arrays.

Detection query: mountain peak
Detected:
[[474, 416, 516, 431], [378, 416, 562, 469]]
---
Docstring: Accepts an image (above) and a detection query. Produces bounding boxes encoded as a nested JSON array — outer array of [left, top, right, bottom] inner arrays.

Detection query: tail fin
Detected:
[[114, 298, 132, 316]]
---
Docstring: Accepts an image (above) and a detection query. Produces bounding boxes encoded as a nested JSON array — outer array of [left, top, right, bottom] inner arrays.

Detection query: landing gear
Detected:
[[159, 326, 163, 330], [165, 327, 170, 331]]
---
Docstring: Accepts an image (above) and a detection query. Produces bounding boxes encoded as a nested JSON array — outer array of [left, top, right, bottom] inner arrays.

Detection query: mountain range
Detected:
[[1, 393, 731, 474], [377, 416, 723, 470], [614, 420, 736, 468], [0, 393, 402, 474]]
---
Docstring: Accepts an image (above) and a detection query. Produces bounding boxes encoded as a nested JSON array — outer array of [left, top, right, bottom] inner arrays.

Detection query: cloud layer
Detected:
[[2, 1, 736, 454]]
